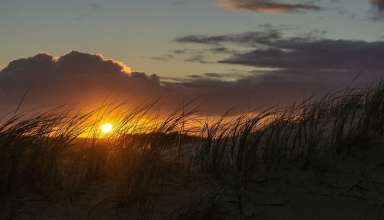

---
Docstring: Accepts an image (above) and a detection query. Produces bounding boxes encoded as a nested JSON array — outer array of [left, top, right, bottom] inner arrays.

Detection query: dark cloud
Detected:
[[173, 30, 384, 113], [0, 51, 161, 111], [185, 72, 248, 81], [370, 0, 384, 18], [371, 0, 384, 11], [0, 51, 257, 116], [149, 54, 175, 61], [185, 55, 211, 64], [176, 29, 282, 46], [1, 48, 383, 117], [205, 72, 229, 78], [177, 30, 384, 73], [1, 51, 134, 82], [208, 47, 235, 54], [221, 40, 384, 71], [216, 0, 321, 13], [166, 72, 335, 114]]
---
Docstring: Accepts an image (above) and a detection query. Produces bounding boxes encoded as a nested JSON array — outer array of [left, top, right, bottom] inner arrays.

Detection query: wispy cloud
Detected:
[[216, 0, 321, 13], [370, 0, 384, 18], [371, 0, 384, 11]]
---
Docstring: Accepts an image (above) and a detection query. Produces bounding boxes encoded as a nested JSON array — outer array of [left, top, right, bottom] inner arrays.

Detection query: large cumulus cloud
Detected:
[[0, 51, 162, 112]]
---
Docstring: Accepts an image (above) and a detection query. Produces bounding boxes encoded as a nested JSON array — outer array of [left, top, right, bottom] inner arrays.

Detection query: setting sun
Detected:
[[100, 123, 113, 134], [2, 0, 382, 218]]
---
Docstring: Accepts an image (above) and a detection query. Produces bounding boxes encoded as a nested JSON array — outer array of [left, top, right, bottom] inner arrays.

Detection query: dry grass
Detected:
[[2, 82, 384, 219]]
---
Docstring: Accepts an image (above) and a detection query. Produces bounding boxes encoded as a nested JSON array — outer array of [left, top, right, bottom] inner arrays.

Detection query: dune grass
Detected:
[[1, 82, 384, 218]]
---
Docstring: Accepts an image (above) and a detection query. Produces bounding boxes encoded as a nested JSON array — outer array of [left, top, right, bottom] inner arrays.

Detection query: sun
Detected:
[[100, 123, 113, 134]]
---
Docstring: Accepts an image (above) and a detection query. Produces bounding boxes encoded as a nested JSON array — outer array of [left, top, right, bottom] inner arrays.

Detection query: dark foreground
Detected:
[[2, 84, 384, 219]]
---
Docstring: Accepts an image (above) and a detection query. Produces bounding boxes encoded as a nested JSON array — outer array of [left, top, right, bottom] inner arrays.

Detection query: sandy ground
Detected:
[[1, 143, 384, 220]]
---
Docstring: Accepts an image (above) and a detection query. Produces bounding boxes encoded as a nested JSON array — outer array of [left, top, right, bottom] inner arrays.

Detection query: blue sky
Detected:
[[0, 0, 384, 114], [1, 0, 383, 78]]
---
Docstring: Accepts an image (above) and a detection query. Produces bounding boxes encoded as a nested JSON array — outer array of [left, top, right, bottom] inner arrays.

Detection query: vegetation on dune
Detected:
[[1, 82, 384, 219]]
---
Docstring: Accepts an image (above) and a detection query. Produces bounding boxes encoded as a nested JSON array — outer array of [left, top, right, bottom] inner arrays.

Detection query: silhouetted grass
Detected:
[[2, 82, 384, 218]]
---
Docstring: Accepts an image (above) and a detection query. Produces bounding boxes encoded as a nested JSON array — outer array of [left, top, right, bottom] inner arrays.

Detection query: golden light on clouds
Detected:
[[217, 0, 287, 12], [216, 0, 321, 13], [95, 52, 133, 74], [112, 60, 133, 74]]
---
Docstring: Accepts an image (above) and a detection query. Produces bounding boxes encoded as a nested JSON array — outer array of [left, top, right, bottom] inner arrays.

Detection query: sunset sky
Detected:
[[1, 0, 383, 115]]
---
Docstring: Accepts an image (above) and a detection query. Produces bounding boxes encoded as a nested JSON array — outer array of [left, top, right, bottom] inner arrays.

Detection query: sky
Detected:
[[0, 0, 383, 115], [1, 0, 383, 76]]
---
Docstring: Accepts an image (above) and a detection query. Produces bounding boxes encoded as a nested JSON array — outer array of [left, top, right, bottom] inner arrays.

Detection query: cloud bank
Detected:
[[0, 51, 162, 112], [174, 29, 384, 111], [1, 41, 384, 116], [176, 30, 384, 73]]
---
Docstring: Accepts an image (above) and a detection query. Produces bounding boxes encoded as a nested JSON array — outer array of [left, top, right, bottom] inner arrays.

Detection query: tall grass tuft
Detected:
[[2, 82, 384, 218]]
